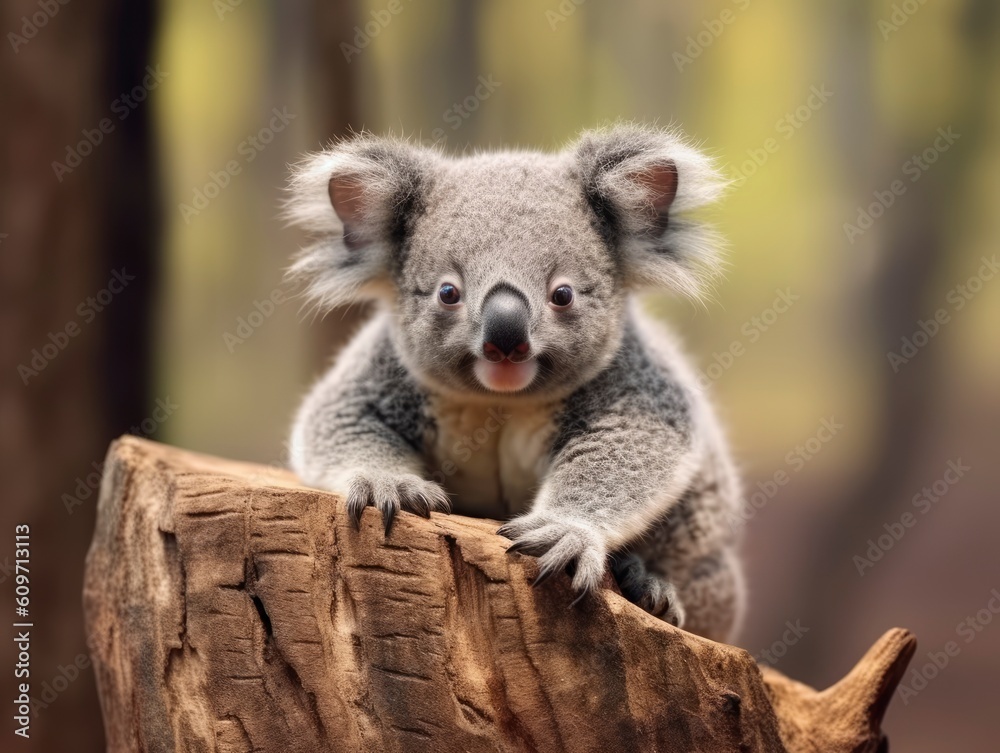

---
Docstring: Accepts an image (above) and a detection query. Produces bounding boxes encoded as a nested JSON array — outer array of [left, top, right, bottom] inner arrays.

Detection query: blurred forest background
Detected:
[[2, 0, 999, 750]]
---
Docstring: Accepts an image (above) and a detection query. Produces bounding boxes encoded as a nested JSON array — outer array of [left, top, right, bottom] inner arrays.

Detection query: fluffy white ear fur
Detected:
[[571, 124, 727, 298], [284, 135, 436, 312], [285, 127, 724, 313]]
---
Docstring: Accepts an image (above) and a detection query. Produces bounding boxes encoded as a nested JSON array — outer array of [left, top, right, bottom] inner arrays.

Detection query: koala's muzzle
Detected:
[[481, 284, 531, 362]]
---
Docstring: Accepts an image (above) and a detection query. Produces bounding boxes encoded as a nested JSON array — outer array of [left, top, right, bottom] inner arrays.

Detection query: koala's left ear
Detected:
[[572, 125, 725, 297], [285, 134, 436, 311]]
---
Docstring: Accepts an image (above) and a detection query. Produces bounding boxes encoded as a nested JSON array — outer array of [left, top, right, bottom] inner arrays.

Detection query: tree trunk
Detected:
[[84, 437, 915, 753], [0, 1, 159, 749]]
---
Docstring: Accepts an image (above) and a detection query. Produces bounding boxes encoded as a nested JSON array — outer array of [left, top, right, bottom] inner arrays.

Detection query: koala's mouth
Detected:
[[472, 357, 538, 393]]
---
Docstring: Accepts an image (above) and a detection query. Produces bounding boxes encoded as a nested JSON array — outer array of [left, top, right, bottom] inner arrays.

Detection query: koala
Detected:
[[287, 125, 745, 643]]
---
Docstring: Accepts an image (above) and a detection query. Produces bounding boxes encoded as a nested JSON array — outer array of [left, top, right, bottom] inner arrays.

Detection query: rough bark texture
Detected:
[[84, 437, 915, 753]]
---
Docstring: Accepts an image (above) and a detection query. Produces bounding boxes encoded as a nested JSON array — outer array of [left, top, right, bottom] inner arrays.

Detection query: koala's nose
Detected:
[[481, 285, 531, 362]]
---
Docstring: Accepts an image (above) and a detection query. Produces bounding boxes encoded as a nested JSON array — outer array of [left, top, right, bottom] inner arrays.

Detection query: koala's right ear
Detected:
[[285, 135, 435, 310], [571, 125, 726, 298]]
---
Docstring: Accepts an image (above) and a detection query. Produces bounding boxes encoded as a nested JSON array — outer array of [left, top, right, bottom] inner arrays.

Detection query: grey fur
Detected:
[[287, 125, 744, 643]]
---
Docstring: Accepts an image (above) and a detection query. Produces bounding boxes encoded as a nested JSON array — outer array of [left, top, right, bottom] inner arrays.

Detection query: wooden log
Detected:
[[83, 436, 915, 753]]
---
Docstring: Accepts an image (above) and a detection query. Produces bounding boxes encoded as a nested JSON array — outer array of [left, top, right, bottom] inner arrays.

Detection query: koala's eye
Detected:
[[438, 283, 462, 307], [550, 285, 574, 308]]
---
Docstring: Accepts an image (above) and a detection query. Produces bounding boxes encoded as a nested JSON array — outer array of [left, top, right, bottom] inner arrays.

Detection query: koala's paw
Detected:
[[610, 554, 686, 628], [345, 472, 451, 535], [496, 513, 608, 597]]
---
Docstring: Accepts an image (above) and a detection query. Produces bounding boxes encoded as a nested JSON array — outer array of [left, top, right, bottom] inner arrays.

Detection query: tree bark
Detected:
[[84, 437, 915, 753]]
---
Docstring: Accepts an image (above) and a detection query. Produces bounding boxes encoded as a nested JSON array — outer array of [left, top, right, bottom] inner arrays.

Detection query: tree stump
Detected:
[[83, 437, 916, 753]]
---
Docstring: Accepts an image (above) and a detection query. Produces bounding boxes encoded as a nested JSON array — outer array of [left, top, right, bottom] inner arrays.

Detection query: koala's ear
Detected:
[[285, 135, 435, 310], [572, 125, 725, 297], [327, 175, 367, 236]]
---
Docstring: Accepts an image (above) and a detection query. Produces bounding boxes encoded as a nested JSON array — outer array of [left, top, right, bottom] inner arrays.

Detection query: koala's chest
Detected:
[[425, 399, 558, 520]]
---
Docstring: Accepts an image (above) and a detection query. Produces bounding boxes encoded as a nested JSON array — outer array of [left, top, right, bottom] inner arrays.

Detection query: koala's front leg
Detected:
[[340, 468, 451, 534], [294, 403, 451, 535], [498, 396, 697, 601], [290, 329, 450, 534]]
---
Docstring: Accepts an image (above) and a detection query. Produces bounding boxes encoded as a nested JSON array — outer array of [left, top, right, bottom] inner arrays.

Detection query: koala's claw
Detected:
[[610, 553, 686, 628], [498, 514, 608, 596], [346, 472, 451, 535]]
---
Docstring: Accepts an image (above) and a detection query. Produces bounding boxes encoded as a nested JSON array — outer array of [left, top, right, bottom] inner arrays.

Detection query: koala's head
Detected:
[[287, 125, 723, 400]]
